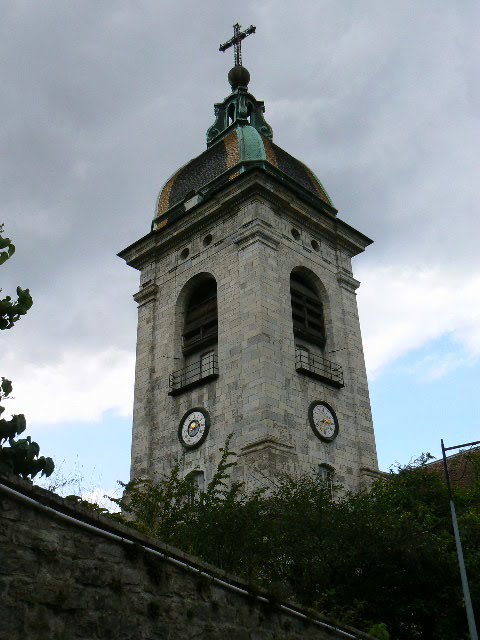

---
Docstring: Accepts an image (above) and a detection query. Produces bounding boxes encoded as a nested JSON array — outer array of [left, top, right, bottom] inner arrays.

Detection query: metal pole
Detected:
[[441, 439, 478, 640]]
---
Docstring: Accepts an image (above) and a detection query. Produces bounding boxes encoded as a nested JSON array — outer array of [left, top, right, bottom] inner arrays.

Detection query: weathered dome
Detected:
[[155, 125, 333, 221], [152, 72, 334, 230]]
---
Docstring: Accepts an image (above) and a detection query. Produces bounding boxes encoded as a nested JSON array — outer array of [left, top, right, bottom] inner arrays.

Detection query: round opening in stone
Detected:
[[180, 247, 189, 260], [311, 239, 320, 252], [203, 234, 213, 247], [291, 228, 300, 241]]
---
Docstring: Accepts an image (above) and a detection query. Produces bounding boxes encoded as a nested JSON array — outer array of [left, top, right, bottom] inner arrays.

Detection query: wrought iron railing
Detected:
[[169, 353, 219, 395], [295, 347, 344, 388]]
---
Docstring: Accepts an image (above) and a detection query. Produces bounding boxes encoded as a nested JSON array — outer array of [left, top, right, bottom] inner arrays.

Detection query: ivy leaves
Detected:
[[0, 286, 33, 330], [0, 225, 53, 480], [0, 226, 33, 330], [0, 378, 54, 479]]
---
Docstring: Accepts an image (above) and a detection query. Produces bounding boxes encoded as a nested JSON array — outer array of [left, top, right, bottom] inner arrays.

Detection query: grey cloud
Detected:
[[1, 1, 478, 373]]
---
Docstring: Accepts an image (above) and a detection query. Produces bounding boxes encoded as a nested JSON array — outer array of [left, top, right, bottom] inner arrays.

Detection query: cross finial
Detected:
[[219, 23, 256, 67]]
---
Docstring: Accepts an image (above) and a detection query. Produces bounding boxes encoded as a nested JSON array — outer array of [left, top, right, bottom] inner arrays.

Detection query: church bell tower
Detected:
[[119, 25, 378, 491]]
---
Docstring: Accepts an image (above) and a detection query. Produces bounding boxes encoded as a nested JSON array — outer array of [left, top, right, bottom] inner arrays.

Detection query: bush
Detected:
[[106, 447, 479, 639]]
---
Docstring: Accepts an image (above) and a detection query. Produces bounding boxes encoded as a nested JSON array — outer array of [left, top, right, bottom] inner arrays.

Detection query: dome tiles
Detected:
[[155, 125, 333, 220]]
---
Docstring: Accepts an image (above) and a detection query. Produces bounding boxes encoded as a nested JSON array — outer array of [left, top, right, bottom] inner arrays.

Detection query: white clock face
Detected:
[[178, 409, 209, 449], [309, 402, 339, 442]]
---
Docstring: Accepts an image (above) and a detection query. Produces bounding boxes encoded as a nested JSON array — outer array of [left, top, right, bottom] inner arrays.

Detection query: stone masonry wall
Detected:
[[0, 474, 374, 640], [124, 172, 378, 493]]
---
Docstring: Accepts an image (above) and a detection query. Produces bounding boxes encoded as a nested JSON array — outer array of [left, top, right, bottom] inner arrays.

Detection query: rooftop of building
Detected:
[[152, 63, 335, 231]]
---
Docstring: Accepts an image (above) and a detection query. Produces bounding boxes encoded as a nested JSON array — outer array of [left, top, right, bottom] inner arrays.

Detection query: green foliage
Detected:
[[0, 378, 54, 479], [0, 225, 53, 480], [0, 225, 32, 330], [0, 230, 16, 265], [368, 623, 390, 639], [0, 285, 33, 330], [107, 447, 480, 640], [64, 494, 110, 515]]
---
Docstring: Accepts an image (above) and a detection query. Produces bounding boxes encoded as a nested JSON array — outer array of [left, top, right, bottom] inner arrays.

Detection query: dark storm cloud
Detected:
[[1, 1, 478, 381]]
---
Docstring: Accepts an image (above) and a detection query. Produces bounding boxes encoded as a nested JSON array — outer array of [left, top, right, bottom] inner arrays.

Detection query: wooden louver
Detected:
[[290, 273, 326, 347], [182, 279, 218, 354]]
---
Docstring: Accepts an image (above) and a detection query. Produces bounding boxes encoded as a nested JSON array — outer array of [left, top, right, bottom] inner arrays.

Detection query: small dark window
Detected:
[[311, 239, 320, 252], [228, 103, 235, 125], [291, 228, 301, 241], [192, 470, 205, 492], [188, 470, 205, 505], [180, 247, 190, 260], [290, 272, 325, 347], [182, 278, 218, 354], [203, 233, 213, 247], [318, 464, 335, 497]]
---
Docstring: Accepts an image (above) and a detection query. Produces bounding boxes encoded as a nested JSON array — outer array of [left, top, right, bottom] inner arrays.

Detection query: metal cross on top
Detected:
[[219, 23, 256, 67]]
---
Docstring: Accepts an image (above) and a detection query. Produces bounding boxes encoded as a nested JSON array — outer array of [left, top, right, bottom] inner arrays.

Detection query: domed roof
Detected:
[[156, 125, 333, 219], [153, 69, 334, 228]]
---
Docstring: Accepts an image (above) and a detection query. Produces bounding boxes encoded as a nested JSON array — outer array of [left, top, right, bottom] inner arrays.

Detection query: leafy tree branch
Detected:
[[0, 225, 32, 330], [0, 224, 53, 480]]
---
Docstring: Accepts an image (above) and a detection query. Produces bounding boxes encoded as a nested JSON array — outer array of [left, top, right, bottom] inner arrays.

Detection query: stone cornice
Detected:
[[118, 170, 373, 271], [337, 272, 361, 293], [133, 281, 159, 306], [233, 219, 279, 251], [238, 436, 296, 457]]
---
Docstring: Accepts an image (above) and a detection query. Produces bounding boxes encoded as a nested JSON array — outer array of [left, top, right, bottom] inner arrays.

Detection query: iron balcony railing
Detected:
[[295, 347, 344, 388], [169, 352, 219, 396]]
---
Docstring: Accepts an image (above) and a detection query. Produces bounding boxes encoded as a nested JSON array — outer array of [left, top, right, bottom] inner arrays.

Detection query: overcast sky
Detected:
[[1, 1, 479, 499]]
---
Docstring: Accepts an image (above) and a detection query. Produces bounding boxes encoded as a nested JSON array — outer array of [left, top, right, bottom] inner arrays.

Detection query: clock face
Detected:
[[308, 402, 339, 442], [178, 408, 210, 449]]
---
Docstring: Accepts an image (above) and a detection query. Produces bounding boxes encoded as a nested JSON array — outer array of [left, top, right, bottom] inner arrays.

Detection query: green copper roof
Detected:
[[206, 80, 273, 147], [155, 123, 333, 222], [153, 67, 334, 230], [237, 125, 266, 161]]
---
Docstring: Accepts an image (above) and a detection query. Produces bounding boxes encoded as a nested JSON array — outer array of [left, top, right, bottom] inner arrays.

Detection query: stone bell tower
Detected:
[[119, 26, 378, 492]]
